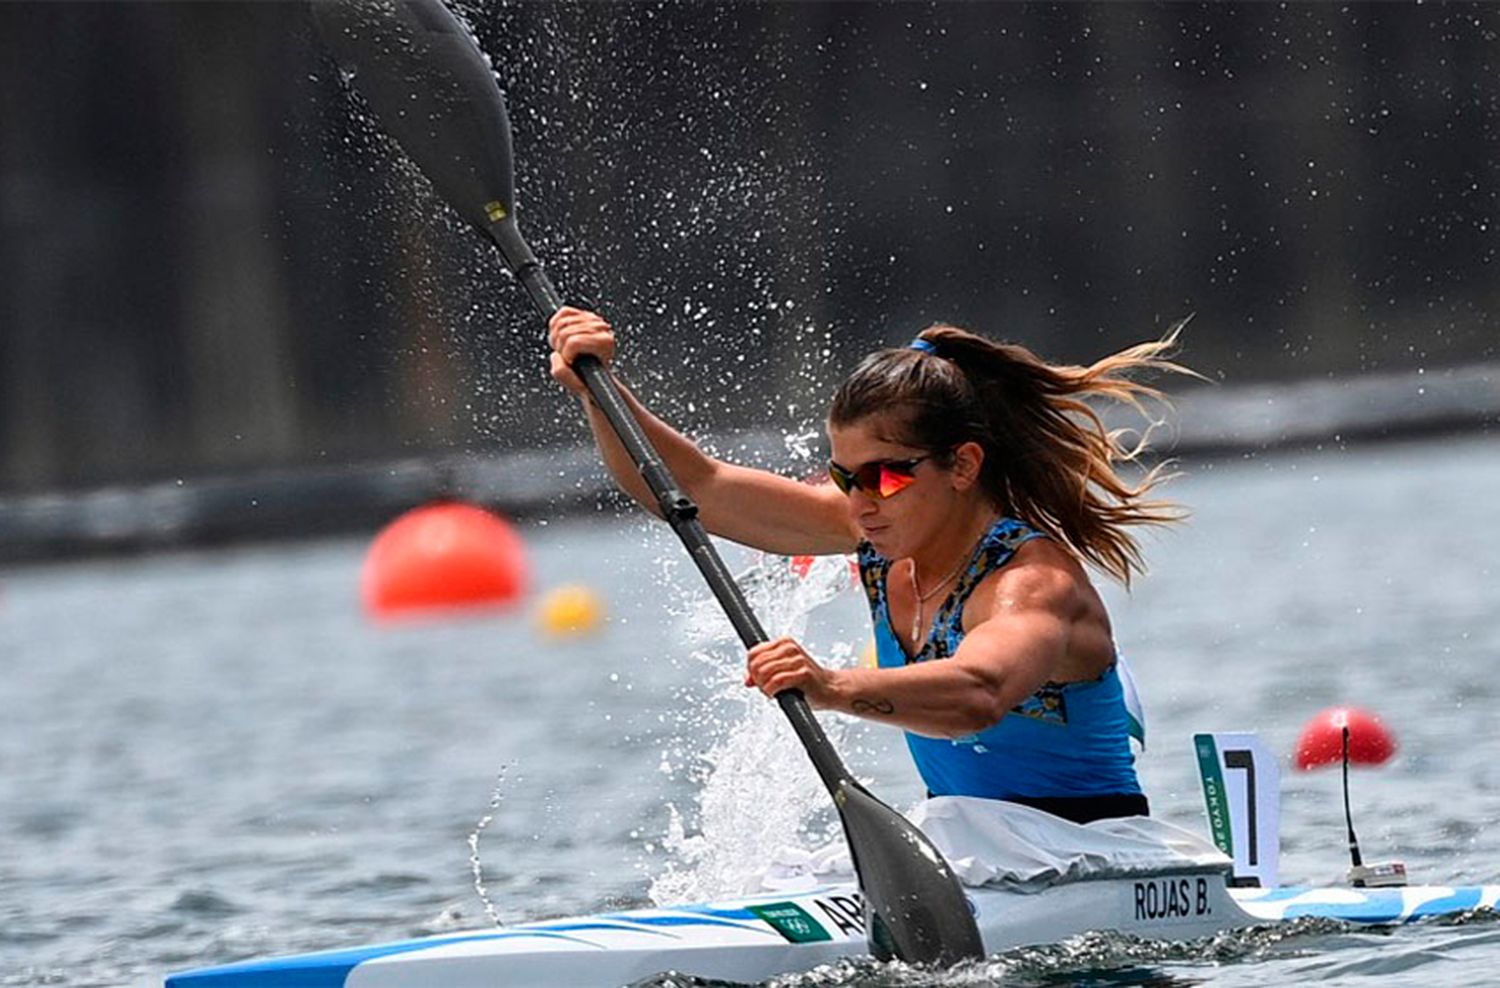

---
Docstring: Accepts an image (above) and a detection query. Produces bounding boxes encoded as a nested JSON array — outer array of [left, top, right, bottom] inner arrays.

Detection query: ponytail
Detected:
[[828, 321, 1196, 585]]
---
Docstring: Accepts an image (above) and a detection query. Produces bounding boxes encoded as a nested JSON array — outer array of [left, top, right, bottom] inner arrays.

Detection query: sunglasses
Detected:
[[827, 456, 932, 499]]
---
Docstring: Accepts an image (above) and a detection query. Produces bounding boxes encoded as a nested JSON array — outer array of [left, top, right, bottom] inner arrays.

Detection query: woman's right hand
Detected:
[[548, 306, 616, 396]]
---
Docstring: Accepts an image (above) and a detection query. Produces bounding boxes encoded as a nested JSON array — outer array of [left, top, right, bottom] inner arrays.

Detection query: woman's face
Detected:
[[827, 417, 974, 558]]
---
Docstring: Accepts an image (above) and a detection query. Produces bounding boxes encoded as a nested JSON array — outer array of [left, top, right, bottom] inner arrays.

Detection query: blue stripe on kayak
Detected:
[[597, 912, 765, 930], [167, 913, 782, 987], [166, 934, 529, 988], [515, 920, 680, 937], [1406, 887, 1484, 920], [165, 929, 626, 988], [667, 904, 761, 921], [1283, 890, 1406, 924], [1270, 886, 1488, 925]]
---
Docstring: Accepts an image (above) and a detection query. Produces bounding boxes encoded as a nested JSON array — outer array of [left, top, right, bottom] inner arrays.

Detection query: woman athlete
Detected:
[[548, 307, 1188, 824]]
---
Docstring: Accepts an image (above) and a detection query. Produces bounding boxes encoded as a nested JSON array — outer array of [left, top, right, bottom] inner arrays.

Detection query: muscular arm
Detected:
[[551, 306, 858, 556], [825, 606, 1063, 738], [756, 554, 1102, 738], [577, 387, 858, 555]]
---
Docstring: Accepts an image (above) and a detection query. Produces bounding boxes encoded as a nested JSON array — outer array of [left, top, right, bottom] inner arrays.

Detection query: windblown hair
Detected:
[[828, 322, 1197, 586]]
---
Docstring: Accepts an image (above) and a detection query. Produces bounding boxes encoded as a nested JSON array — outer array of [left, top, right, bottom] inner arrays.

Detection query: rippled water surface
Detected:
[[4, 436, 1499, 986]]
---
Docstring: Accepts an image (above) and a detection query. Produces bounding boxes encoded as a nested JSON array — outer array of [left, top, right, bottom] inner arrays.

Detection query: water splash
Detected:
[[783, 427, 823, 464], [649, 551, 866, 905], [467, 763, 511, 927]]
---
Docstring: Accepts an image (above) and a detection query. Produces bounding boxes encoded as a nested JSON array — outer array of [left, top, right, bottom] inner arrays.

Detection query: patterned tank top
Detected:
[[857, 517, 1144, 800]]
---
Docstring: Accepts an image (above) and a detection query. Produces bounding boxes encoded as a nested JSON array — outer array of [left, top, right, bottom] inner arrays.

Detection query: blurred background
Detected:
[[5, 6, 1500, 985], [0, 0, 1496, 555]]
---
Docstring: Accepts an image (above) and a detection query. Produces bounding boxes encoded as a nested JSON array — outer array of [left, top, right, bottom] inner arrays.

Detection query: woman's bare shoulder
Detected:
[[967, 536, 1101, 622]]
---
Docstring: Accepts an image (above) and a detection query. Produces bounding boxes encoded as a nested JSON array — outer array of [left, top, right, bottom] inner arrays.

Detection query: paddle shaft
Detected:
[[510, 257, 848, 792], [312, 0, 985, 961]]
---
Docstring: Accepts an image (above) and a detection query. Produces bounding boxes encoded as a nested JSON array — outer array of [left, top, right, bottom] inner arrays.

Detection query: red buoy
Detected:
[[1294, 706, 1397, 771], [361, 502, 529, 619]]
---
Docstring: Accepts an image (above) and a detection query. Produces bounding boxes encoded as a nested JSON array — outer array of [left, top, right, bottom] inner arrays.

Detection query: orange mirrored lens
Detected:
[[876, 465, 919, 498]]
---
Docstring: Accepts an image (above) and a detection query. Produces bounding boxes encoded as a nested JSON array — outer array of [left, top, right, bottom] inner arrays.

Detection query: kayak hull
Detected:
[[166, 874, 1500, 987]]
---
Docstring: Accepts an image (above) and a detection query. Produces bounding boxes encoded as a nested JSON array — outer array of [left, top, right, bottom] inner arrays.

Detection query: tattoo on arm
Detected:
[[851, 697, 895, 716]]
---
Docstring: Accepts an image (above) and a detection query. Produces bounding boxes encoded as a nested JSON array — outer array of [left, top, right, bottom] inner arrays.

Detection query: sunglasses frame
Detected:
[[827, 455, 933, 499]]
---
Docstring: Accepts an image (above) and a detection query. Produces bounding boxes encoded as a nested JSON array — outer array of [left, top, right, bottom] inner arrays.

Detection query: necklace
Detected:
[[908, 548, 974, 646]]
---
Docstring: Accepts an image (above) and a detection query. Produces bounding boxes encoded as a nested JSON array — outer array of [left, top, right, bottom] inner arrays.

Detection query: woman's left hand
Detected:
[[745, 637, 840, 707]]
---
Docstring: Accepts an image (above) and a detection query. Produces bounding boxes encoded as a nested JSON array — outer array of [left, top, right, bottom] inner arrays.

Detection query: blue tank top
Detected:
[[857, 517, 1143, 801]]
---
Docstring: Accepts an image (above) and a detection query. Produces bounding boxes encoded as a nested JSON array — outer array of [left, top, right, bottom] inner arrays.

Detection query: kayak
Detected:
[[166, 876, 1500, 987], [169, 731, 1488, 987]]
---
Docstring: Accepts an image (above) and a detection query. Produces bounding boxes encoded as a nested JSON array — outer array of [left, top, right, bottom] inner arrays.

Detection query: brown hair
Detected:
[[828, 322, 1196, 586]]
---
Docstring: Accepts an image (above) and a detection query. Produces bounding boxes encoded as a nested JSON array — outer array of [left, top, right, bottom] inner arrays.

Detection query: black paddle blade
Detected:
[[311, 0, 534, 270], [835, 780, 986, 967]]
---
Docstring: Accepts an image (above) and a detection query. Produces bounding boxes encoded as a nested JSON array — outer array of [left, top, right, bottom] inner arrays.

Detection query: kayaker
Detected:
[[549, 306, 1189, 825]]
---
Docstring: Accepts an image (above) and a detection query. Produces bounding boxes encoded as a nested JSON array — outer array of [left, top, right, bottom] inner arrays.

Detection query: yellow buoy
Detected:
[[535, 583, 606, 638]]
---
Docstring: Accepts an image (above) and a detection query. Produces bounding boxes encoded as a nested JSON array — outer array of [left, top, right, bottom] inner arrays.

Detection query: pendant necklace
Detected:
[[908, 548, 973, 646]]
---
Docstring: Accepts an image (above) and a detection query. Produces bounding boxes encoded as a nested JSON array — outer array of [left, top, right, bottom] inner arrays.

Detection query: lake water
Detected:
[[4, 435, 1499, 986]]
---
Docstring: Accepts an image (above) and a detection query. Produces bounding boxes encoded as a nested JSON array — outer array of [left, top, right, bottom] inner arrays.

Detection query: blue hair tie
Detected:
[[908, 338, 937, 354]]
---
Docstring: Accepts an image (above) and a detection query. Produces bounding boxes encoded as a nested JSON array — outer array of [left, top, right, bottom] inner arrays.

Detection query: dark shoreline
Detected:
[[2, 364, 1494, 565]]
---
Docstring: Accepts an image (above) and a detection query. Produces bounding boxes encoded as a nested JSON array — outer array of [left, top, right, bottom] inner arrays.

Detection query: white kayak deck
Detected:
[[166, 875, 1500, 988]]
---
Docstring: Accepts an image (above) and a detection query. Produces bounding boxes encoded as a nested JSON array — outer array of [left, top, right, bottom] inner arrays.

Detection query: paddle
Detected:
[[312, 0, 984, 966]]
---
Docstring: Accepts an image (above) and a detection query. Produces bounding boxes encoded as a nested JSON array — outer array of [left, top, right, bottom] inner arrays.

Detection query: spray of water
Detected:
[[649, 551, 868, 905], [311, 1, 852, 457], [467, 763, 511, 927]]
